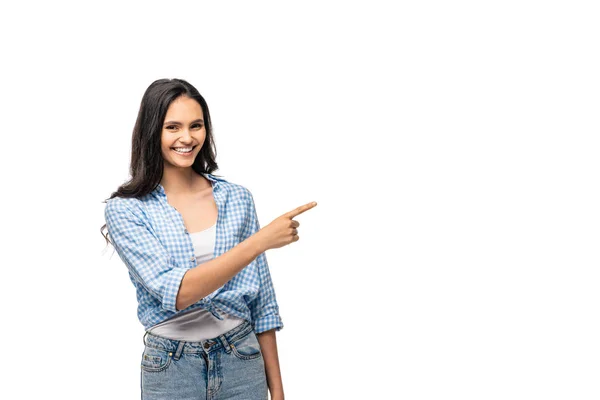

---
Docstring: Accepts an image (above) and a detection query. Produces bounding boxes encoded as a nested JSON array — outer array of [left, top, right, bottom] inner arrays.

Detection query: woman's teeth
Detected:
[[173, 147, 193, 154]]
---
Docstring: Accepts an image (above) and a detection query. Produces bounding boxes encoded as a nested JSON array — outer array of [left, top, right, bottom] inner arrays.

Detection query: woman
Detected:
[[100, 78, 317, 400]]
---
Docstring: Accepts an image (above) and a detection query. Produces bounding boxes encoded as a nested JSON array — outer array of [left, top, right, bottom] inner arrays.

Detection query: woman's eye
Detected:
[[165, 124, 201, 130]]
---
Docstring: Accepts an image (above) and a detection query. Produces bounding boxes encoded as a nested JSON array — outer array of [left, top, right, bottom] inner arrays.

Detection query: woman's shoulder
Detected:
[[104, 195, 145, 219], [105, 195, 142, 208], [210, 174, 252, 200]]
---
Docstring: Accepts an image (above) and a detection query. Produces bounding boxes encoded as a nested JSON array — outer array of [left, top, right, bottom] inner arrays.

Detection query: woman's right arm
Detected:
[[176, 200, 317, 311], [175, 235, 263, 310], [105, 198, 316, 312]]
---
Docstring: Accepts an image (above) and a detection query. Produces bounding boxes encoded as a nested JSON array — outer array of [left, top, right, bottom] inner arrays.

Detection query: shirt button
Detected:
[[190, 256, 195, 261]]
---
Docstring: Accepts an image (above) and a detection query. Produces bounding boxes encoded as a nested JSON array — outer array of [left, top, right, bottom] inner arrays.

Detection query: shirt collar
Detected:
[[153, 172, 221, 197]]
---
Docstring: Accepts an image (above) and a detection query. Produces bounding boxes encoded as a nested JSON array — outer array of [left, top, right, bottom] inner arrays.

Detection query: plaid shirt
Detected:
[[104, 173, 283, 334]]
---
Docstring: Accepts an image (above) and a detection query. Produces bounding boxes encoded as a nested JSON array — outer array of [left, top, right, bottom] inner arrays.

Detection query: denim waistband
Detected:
[[143, 319, 251, 358]]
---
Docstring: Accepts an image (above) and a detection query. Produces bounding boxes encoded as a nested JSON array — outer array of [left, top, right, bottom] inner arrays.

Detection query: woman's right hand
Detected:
[[252, 201, 317, 252]]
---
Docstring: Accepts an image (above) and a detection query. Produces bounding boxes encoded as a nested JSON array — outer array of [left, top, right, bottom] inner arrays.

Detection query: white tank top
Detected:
[[147, 222, 245, 341]]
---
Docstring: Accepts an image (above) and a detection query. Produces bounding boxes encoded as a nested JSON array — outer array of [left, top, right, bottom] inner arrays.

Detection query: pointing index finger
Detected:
[[285, 201, 317, 218]]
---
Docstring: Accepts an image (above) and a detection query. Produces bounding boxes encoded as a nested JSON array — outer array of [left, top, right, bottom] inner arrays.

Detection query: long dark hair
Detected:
[[100, 78, 220, 247]]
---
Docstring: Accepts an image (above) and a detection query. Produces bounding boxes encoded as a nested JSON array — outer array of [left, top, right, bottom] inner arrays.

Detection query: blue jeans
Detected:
[[140, 320, 268, 399]]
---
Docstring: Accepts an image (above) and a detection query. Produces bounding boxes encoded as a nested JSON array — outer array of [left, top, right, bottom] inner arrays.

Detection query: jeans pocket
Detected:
[[230, 330, 262, 360], [141, 346, 172, 372]]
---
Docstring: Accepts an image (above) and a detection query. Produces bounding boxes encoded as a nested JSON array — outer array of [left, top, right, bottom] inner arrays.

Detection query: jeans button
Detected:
[[203, 342, 211, 349]]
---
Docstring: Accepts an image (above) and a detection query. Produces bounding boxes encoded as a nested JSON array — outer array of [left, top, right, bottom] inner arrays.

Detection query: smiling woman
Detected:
[[100, 78, 316, 400], [161, 98, 206, 165]]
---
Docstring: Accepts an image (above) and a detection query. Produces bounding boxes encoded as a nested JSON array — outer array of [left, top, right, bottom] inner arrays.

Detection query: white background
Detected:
[[1, 1, 599, 399]]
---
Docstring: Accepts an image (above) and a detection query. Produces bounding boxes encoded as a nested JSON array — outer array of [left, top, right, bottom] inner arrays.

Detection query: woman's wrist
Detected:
[[244, 233, 266, 256]]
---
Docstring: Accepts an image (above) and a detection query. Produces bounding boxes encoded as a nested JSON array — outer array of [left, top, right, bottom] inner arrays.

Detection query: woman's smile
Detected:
[[171, 145, 197, 156]]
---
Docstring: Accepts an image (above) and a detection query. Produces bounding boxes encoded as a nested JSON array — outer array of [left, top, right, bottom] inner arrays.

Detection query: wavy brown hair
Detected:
[[100, 78, 221, 247]]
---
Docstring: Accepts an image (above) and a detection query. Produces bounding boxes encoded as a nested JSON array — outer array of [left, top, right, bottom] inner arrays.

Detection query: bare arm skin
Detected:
[[176, 200, 317, 311], [176, 235, 263, 310], [257, 329, 284, 399]]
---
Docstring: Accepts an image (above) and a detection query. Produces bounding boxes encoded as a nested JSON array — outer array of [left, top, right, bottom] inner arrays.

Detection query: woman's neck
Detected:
[[160, 167, 208, 196]]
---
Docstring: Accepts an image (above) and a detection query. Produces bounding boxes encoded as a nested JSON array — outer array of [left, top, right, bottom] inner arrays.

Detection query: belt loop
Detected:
[[143, 331, 149, 346], [218, 334, 232, 354], [173, 340, 185, 361]]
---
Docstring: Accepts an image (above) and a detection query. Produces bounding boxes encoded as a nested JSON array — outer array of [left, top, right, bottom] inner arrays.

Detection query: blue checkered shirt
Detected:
[[104, 173, 283, 334]]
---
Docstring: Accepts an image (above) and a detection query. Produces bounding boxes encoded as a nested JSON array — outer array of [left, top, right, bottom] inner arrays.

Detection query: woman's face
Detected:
[[161, 95, 206, 169]]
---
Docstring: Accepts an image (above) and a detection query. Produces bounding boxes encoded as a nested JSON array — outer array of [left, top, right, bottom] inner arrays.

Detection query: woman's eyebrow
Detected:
[[163, 119, 204, 125]]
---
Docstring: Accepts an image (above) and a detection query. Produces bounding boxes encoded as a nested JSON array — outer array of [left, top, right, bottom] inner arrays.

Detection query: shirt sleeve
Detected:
[[242, 190, 285, 334], [104, 198, 188, 313]]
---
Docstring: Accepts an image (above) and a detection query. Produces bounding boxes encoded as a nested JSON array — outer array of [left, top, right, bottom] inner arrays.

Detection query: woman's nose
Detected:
[[180, 129, 193, 142]]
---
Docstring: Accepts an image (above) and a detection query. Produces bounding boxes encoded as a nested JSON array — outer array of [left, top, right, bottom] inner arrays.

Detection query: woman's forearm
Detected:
[[175, 236, 264, 311], [257, 329, 284, 397]]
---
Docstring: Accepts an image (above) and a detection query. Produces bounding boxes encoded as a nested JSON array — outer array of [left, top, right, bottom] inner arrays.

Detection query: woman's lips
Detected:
[[172, 146, 195, 156]]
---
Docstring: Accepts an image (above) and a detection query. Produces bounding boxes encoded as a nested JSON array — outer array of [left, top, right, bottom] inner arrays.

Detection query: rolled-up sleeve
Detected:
[[242, 190, 284, 334], [104, 198, 188, 313]]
